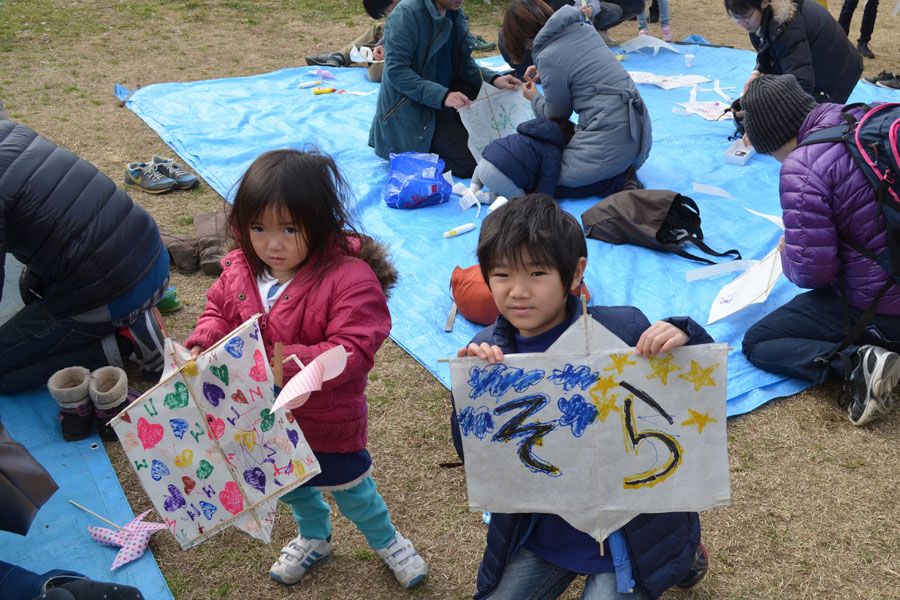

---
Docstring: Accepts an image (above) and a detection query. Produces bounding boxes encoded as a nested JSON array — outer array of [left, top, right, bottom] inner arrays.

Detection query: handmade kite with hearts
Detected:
[[87, 509, 167, 570], [110, 315, 321, 550]]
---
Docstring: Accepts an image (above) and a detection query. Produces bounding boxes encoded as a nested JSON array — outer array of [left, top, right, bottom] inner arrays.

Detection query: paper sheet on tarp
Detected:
[[113, 50, 900, 418], [450, 318, 730, 542], [458, 82, 534, 163]]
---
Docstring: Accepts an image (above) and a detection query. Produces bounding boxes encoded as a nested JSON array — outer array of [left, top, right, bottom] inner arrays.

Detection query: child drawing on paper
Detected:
[[184, 149, 429, 589], [469, 117, 575, 199], [450, 194, 713, 599]]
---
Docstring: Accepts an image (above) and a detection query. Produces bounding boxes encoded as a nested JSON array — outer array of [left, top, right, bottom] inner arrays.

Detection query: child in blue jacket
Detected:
[[470, 117, 574, 199], [450, 194, 711, 599]]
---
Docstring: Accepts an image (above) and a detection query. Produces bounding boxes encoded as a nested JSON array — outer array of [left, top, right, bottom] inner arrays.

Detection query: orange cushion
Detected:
[[450, 265, 590, 326]]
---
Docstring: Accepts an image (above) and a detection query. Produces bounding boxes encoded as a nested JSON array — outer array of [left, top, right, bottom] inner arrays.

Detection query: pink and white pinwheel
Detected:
[[272, 345, 348, 411], [88, 509, 167, 570]]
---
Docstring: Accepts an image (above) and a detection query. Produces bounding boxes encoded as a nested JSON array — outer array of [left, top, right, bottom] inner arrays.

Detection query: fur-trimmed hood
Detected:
[[353, 233, 399, 298], [767, 0, 798, 25]]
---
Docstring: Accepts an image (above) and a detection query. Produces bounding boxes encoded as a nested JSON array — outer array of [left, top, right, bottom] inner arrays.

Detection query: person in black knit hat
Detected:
[[741, 73, 900, 426]]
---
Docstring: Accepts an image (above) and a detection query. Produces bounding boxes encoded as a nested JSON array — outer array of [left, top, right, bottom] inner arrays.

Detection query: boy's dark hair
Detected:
[[502, 0, 555, 64], [551, 117, 576, 145], [229, 148, 355, 277], [364, 0, 395, 19], [723, 0, 764, 16], [478, 193, 587, 292]]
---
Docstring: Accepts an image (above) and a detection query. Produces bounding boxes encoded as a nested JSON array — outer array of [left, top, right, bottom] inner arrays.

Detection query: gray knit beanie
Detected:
[[742, 74, 818, 155]]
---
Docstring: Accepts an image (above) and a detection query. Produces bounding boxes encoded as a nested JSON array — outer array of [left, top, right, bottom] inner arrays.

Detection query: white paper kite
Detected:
[[459, 82, 534, 164], [272, 345, 348, 411]]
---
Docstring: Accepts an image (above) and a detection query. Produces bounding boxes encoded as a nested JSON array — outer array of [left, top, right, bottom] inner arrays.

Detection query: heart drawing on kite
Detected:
[[169, 418, 189, 439], [210, 364, 229, 386], [243, 466, 267, 494], [206, 415, 226, 440], [231, 389, 248, 404], [219, 481, 244, 514], [224, 337, 244, 359], [150, 459, 170, 481], [163, 381, 189, 410], [249, 349, 268, 382], [137, 417, 165, 449], [163, 484, 187, 512], [203, 382, 225, 407]]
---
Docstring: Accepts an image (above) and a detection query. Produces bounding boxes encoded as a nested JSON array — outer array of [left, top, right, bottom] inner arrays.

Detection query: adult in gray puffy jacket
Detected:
[[502, 0, 652, 189], [725, 0, 862, 103], [738, 75, 900, 427], [0, 114, 169, 393]]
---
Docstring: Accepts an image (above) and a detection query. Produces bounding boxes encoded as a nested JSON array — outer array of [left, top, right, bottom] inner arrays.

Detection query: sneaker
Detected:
[[472, 34, 497, 52], [638, 28, 650, 36], [846, 345, 900, 426], [375, 531, 428, 589], [305, 53, 344, 68], [269, 535, 333, 585], [598, 30, 619, 47], [155, 285, 183, 314], [119, 307, 168, 381], [862, 70, 895, 85], [876, 77, 900, 90], [857, 41, 875, 59], [152, 155, 199, 189], [661, 25, 672, 42], [622, 165, 645, 191], [677, 541, 709, 588], [124, 162, 177, 194]]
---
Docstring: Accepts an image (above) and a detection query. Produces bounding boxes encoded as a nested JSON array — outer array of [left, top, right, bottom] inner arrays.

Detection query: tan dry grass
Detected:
[[3, 0, 900, 598]]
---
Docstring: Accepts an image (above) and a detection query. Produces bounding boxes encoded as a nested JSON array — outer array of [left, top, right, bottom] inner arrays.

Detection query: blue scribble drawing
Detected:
[[557, 394, 598, 437], [548, 363, 599, 391], [492, 394, 561, 476], [468, 364, 545, 400], [458, 406, 495, 439]]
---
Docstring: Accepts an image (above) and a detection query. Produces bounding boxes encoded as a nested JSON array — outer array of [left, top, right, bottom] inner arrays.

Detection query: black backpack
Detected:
[[581, 189, 741, 264], [796, 102, 900, 352]]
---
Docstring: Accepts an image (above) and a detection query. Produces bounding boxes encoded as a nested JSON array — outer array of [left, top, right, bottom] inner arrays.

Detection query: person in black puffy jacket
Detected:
[[724, 0, 862, 103], [0, 112, 170, 394]]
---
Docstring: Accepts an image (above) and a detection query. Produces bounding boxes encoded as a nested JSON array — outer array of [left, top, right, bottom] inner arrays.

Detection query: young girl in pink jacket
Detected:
[[185, 149, 428, 589]]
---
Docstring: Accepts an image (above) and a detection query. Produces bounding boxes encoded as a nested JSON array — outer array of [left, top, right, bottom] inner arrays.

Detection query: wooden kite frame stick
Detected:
[[274, 342, 283, 388]]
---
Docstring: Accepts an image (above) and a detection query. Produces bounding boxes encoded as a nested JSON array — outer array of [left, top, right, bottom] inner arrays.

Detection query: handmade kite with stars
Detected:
[[110, 315, 321, 550], [449, 313, 730, 544]]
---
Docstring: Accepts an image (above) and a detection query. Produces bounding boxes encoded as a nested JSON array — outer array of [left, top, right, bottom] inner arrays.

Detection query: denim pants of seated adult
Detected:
[[0, 302, 118, 394], [279, 476, 396, 549], [489, 547, 649, 600], [742, 287, 900, 383]]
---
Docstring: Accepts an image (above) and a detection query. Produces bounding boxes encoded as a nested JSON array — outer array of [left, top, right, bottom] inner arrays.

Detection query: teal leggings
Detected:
[[279, 476, 396, 549]]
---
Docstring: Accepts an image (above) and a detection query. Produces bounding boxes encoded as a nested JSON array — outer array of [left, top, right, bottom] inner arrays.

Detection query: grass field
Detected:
[[2, 0, 899, 598]]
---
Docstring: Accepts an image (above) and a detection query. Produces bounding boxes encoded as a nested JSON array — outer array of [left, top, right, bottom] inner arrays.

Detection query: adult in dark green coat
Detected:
[[368, 0, 521, 178]]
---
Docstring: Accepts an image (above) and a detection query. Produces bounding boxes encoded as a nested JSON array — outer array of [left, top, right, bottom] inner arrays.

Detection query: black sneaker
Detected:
[[677, 541, 709, 589], [862, 70, 895, 85], [876, 77, 900, 90], [846, 345, 900, 426], [305, 53, 344, 68], [857, 42, 875, 59]]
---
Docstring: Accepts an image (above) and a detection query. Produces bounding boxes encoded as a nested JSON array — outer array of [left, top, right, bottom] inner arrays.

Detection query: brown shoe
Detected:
[[159, 227, 200, 273], [193, 211, 229, 276]]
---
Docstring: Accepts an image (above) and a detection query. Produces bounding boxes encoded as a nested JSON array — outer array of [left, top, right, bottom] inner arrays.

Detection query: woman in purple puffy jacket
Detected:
[[739, 74, 900, 427]]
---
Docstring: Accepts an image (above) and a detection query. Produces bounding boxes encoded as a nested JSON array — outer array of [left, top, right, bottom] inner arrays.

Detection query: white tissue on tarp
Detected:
[[488, 196, 509, 212], [458, 190, 482, 217], [452, 182, 468, 196]]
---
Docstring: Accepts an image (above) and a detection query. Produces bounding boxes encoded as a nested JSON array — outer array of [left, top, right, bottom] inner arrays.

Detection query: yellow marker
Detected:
[[443, 223, 476, 238], [299, 80, 323, 89], [313, 87, 337, 95]]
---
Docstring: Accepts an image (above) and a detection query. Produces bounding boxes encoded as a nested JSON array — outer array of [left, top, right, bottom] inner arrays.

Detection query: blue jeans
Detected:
[[0, 302, 117, 394], [743, 287, 900, 383], [489, 548, 649, 600], [637, 0, 669, 28], [279, 476, 396, 549]]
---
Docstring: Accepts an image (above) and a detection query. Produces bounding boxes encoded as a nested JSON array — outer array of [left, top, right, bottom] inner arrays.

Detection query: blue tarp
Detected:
[[115, 45, 900, 417], [0, 390, 173, 599]]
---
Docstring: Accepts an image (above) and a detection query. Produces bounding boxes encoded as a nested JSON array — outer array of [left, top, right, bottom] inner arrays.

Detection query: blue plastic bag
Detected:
[[385, 152, 451, 209]]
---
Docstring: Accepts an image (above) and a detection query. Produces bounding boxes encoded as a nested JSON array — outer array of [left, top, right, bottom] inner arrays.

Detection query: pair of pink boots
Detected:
[[639, 26, 672, 42], [47, 366, 132, 442]]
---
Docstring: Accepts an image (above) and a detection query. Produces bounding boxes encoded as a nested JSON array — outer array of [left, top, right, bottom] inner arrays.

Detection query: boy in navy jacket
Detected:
[[450, 194, 711, 599]]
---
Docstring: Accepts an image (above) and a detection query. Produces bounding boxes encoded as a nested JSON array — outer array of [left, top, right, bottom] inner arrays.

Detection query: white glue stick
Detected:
[[299, 80, 323, 89], [443, 223, 476, 238]]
